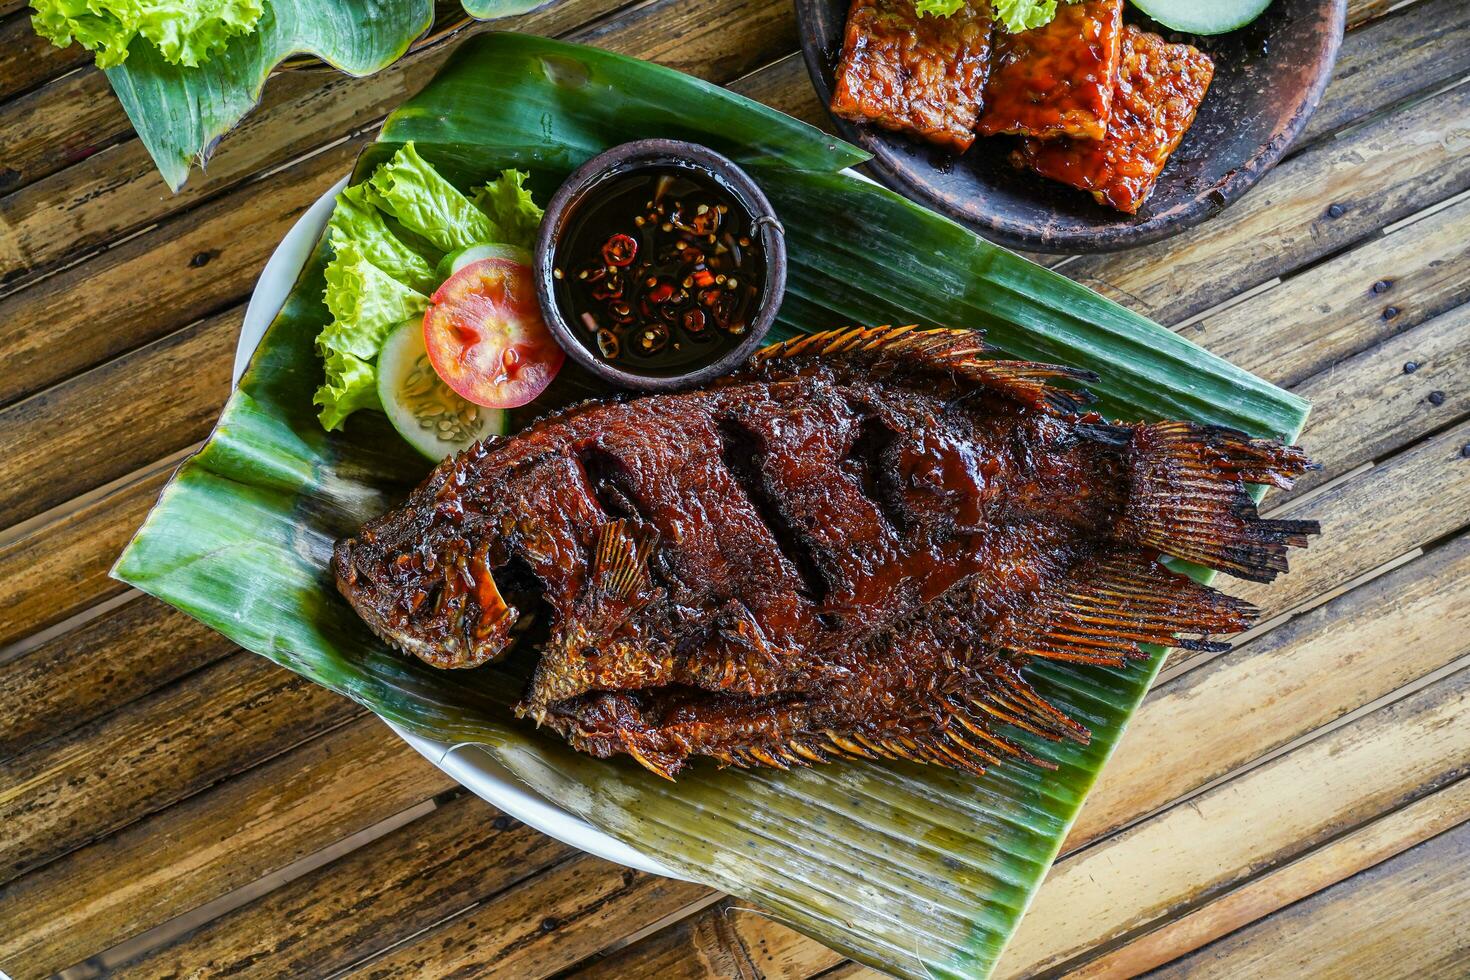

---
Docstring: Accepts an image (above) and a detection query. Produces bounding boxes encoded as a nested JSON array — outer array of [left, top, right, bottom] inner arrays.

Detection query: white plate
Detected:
[[237, 176, 680, 880]]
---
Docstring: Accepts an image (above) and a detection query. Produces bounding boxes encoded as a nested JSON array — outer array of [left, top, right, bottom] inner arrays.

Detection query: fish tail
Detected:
[[1117, 421, 1319, 583]]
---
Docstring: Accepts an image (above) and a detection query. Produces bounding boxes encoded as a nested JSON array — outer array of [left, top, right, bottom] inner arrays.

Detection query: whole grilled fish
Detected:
[[336, 326, 1317, 779]]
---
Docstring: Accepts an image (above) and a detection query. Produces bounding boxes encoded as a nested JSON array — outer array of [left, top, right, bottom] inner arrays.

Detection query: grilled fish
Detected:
[[336, 327, 1317, 779]]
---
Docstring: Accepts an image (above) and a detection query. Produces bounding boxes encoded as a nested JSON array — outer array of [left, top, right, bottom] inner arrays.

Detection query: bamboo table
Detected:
[[1, 0, 1467, 976]]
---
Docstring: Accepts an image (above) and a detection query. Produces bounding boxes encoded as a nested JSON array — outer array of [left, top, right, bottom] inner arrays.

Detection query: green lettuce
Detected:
[[314, 350, 382, 432], [327, 183, 440, 294], [994, 0, 1060, 31], [913, 0, 965, 16], [30, 0, 263, 69], [365, 142, 496, 253], [318, 238, 428, 361], [473, 169, 545, 249], [915, 0, 1061, 33], [312, 148, 544, 432]]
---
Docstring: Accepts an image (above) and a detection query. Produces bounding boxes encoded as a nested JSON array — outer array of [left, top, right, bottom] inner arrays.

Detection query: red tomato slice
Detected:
[[423, 257, 564, 409]]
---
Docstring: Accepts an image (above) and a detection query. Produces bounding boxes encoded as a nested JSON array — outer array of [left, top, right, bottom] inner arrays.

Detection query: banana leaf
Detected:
[[115, 33, 1309, 979], [103, 0, 552, 191]]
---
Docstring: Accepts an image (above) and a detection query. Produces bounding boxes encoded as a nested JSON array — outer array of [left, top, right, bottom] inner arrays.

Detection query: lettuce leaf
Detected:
[[994, 0, 1059, 32], [30, 0, 263, 69], [318, 238, 428, 361], [327, 183, 440, 293], [913, 0, 966, 16], [365, 142, 496, 253], [314, 350, 382, 431], [473, 169, 545, 249], [31, 0, 135, 68], [136, 0, 263, 67], [914, 0, 1061, 33], [313, 149, 545, 433]]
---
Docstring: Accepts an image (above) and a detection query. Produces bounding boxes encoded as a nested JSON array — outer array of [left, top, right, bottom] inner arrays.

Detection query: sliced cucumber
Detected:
[[434, 242, 534, 280], [1129, 0, 1271, 34], [376, 318, 507, 460]]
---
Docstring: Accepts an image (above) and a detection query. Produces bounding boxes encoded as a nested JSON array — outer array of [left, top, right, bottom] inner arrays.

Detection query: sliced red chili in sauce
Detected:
[[551, 166, 765, 374]]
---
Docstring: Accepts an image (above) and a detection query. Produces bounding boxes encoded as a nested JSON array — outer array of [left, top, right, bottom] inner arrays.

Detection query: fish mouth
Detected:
[[332, 535, 524, 670], [332, 536, 415, 656]]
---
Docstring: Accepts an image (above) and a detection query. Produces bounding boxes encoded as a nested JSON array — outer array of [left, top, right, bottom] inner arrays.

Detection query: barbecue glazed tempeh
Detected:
[[830, 0, 995, 152], [1012, 25, 1214, 214], [976, 0, 1125, 140], [336, 326, 1317, 779]]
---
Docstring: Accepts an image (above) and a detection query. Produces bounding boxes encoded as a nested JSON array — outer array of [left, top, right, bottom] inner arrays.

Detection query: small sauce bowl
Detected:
[[534, 139, 786, 391]]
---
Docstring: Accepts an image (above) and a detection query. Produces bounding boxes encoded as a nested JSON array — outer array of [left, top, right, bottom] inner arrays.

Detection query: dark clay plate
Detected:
[[795, 0, 1346, 252]]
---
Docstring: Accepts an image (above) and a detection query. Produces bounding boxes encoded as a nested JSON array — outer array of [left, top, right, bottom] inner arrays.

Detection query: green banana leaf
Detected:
[[103, 0, 551, 191], [114, 33, 1309, 979]]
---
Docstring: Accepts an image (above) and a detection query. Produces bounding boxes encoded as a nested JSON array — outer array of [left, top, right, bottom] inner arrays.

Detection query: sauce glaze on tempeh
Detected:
[[1011, 25, 1214, 214], [830, 0, 995, 152]]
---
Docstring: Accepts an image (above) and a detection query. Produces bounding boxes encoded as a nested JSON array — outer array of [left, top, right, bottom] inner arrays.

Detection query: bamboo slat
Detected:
[[1147, 814, 1470, 978], [113, 793, 576, 980], [995, 665, 1470, 976], [0, 309, 237, 527], [0, 715, 454, 978], [0, 468, 167, 648], [1067, 778, 1470, 979], [1193, 195, 1470, 390], [0, 596, 236, 761], [0, 652, 360, 885]]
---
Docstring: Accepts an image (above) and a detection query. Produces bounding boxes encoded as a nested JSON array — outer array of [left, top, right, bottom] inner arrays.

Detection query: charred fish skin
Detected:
[[337, 326, 1319, 780]]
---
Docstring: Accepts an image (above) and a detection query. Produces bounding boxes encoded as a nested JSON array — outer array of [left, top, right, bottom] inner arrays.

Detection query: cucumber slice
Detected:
[[1128, 0, 1272, 34], [434, 242, 534, 280], [376, 318, 507, 460]]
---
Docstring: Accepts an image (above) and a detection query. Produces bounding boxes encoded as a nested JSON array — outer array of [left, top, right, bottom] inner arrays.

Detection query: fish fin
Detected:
[[732, 674, 1083, 777], [583, 519, 660, 626], [676, 600, 786, 694], [851, 718, 1053, 777], [591, 518, 656, 602], [622, 738, 682, 781], [957, 659, 1092, 746], [1118, 421, 1320, 582], [752, 325, 1096, 415], [993, 548, 1257, 667]]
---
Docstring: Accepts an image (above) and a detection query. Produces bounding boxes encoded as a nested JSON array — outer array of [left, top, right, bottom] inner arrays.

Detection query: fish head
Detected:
[[333, 465, 520, 669]]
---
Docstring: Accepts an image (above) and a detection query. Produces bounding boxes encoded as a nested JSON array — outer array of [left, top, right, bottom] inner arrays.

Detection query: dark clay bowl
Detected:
[[534, 140, 787, 391], [795, 0, 1346, 252]]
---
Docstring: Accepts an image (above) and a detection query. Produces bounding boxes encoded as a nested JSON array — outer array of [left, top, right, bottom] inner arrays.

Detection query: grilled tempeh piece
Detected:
[[977, 0, 1125, 140], [1012, 25, 1214, 214], [336, 326, 1316, 779], [830, 0, 995, 152]]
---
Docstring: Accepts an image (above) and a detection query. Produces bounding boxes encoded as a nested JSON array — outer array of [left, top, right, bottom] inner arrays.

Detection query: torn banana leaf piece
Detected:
[[114, 32, 1309, 980]]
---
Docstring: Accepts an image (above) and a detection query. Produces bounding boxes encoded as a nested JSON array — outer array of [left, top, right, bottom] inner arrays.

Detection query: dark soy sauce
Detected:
[[551, 165, 766, 377]]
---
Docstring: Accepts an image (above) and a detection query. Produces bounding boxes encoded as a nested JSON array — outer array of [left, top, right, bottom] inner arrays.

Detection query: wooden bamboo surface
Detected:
[[1, 0, 1467, 976]]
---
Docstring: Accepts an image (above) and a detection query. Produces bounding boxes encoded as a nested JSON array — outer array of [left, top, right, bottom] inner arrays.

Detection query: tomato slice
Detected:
[[423, 257, 564, 409]]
